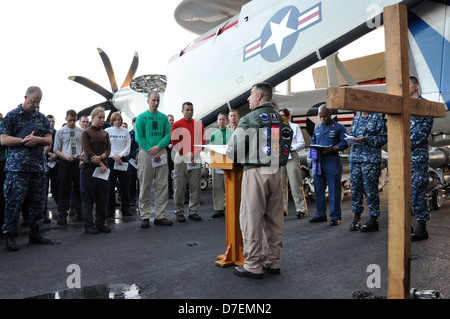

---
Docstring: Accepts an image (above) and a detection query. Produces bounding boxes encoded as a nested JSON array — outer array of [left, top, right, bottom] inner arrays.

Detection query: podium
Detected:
[[210, 150, 245, 267]]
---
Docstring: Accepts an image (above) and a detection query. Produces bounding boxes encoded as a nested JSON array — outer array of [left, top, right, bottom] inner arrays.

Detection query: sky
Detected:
[[0, 0, 197, 128], [0, 0, 384, 129]]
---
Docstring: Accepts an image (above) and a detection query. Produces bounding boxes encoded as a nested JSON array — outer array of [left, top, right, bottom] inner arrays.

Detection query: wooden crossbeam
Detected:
[[327, 87, 445, 118], [326, 3, 446, 299]]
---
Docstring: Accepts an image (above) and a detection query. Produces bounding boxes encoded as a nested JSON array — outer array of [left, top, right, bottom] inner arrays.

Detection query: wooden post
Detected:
[[384, 4, 412, 299], [326, 3, 445, 299]]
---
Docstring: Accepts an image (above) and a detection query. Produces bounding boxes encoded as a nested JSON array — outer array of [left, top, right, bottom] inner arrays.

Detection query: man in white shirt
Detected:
[[54, 109, 84, 225], [280, 108, 308, 218]]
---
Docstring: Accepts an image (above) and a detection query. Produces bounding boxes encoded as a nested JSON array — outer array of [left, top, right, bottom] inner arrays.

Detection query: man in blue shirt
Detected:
[[1, 86, 56, 251], [309, 105, 348, 225]]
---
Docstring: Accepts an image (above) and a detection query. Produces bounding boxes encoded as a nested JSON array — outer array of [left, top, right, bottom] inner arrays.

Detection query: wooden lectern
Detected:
[[210, 150, 245, 267]]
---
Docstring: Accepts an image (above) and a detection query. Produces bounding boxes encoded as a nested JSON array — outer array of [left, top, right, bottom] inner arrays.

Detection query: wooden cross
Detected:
[[326, 4, 445, 299]]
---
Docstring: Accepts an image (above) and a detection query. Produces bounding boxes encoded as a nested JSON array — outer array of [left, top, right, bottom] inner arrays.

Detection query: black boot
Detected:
[[29, 228, 53, 244], [411, 220, 428, 241], [360, 216, 379, 232], [5, 234, 19, 251], [349, 212, 361, 231], [96, 223, 111, 233]]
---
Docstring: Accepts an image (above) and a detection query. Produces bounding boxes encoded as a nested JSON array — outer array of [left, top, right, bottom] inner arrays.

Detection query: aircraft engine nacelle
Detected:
[[428, 147, 450, 169], [427, 147, 450, 210], [112, 87, 149, 126]]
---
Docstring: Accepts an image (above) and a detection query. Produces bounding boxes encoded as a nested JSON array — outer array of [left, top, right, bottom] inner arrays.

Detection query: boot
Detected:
[[212, 210, 225, 218], [29, 228, 53, 244], [411, 220, 428, 241], [96, 224, 111, 233], [360, 216, 379, 232], [5, 234, 19, 251], [85, 225, 99, 234], [349, 212, 361, 231]]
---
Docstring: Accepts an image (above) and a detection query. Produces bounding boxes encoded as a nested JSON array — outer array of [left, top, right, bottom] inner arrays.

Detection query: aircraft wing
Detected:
[[161, 0, 424, 127]]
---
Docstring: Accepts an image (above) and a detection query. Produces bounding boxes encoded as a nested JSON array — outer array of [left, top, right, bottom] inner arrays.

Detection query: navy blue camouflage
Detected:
[[411, 162, 430, 221], [410, 104, 433, 221], [349, 113, 387, 217], [1, 104, 50, 235], [410, 115, 433, 163], [349, 113, 387, 164], [2, 172, 46, 233], [0, 105, 51, 172]]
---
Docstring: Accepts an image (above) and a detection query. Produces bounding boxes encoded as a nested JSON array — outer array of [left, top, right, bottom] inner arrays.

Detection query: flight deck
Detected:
[[0, 183, 448, 301]]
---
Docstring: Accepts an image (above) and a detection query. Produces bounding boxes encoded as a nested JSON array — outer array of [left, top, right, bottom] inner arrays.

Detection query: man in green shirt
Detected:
[[209, 113, 234, 218], [135, 91, 172, 228]]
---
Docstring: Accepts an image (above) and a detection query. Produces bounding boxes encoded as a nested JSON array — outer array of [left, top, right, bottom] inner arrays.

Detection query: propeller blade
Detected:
[[105, 102, 118, 123], [76, 101, 112, 118], [121, 51, 139, 88], [97, 48, 118, 92], [68, 76, 113, 100], [306, 118, 315, 137]]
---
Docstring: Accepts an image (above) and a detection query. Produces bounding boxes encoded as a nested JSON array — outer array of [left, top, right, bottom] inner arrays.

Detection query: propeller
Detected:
[[121, 51, 139, 89], [76, 101, 113, 118], [69, 48, 139, 121], [97, 48, 118, 92]]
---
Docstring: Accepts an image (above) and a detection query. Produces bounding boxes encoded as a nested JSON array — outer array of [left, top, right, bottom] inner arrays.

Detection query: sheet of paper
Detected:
[[128, 158, 138, 169], [92, 167, 110, 180], [309, 144, 332, 148], [152, 154, 167, 168], [114, 161, 129, 171], [187, 162, 201, 170], [344, 134, 360, 146], [46, 161, 56, 169], [195, 144, 228, 155]]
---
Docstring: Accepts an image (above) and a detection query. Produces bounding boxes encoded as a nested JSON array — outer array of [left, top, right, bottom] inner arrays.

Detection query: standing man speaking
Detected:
[[227, 82, 293, 279]]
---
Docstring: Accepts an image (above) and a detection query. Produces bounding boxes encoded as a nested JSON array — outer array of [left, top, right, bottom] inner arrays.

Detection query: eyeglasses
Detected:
[[27, 97, 41, 106]]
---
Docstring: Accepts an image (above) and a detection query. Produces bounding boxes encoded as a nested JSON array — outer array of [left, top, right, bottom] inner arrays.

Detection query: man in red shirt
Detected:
[[170, 102, 205, 222]]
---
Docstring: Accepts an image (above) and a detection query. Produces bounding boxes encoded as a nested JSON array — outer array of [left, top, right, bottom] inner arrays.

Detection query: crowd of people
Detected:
[[0, 79, 435, 282], [0, 87, 241, 251], [307, 76, 432, 243]]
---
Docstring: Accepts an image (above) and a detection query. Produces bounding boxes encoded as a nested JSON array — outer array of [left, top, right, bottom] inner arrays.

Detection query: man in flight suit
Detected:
[[227, 82, 293, 279]]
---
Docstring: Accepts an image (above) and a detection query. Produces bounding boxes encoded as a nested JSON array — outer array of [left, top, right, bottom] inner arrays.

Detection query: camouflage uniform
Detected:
[[410, 107, 433, 221], [0, 105, 51, 235], [349, 113, 387, 217]]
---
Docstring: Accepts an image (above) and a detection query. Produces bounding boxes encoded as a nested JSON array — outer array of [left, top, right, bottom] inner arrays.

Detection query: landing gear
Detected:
[[431, 189, 444, 210]]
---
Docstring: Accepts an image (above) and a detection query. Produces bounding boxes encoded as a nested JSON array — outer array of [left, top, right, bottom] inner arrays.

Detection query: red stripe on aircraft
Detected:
[[245, 42, 261, 54], [169, 20, 239, 63], [298, 10, 319, 27]]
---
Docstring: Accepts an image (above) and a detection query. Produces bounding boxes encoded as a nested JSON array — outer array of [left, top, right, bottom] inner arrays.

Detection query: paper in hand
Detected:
[[344, 134, 359, 146]]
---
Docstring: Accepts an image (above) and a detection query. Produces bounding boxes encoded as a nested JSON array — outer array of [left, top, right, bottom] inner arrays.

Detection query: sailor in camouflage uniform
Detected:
[[0, 86, 56, 251], [409, 76, 433, 241], [348, 112, 387, 232]]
